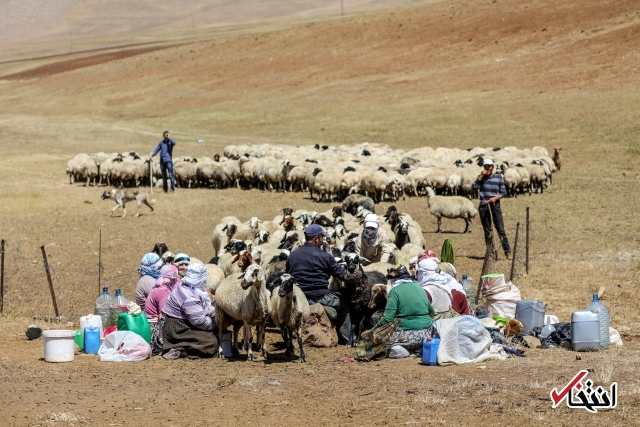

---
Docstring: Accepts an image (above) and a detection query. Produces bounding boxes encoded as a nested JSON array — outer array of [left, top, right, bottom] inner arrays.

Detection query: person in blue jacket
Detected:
[[149, 130, 177, 193]]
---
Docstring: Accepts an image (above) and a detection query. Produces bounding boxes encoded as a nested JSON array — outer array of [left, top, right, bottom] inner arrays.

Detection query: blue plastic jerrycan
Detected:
[[421, 337, 440, 366], [84, 326, 101, 354]]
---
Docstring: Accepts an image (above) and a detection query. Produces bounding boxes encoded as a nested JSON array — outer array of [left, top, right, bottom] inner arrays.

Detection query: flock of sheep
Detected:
[[66, 143, 563, 361], [204, 202, 425, 361], [66, 143, 562, 204]]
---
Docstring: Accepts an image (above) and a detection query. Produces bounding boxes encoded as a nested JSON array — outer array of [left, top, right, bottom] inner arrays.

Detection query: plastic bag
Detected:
[[98, 330, 151, 362], [531, 322, 572, 350], [609, 327, 623, 347], [433, 316, 507, 365]]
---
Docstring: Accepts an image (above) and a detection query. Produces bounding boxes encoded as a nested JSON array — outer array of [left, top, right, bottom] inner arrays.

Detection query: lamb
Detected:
[[215, 264, 271, 361], [552, 147, 562, 171], [425, 187, 477, 233], [270, 274, 311, 362], [342, 194, 375, 215]]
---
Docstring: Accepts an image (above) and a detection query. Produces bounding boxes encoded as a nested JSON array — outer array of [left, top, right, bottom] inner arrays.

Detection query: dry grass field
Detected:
[[0, 0, 639, 425]]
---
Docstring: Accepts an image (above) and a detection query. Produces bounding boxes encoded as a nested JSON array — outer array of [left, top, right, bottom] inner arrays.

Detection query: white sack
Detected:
[[484, 283, 521, 318], [434, 316, 506, 365], [99, 331, 151, 362]]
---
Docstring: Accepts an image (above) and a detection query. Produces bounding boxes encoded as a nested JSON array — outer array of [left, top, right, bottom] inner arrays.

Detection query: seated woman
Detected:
[[161, 262, 218, 359], [366, 265, 435, 357], [416, 258, 460, 320], [437, 262, 472, 316], [135, 252, 162, 310], [354, 214, 395, 264], [144, 264, 181, 355]]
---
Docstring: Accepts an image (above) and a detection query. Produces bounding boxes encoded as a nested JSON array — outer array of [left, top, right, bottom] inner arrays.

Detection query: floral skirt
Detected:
[[387, 326, 435, 353], [151, 317, 164, 356]]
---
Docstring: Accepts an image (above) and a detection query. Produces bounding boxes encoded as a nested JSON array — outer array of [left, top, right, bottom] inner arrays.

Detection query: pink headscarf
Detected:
[[155, 264, 181, 291], [410, 249, 440, 270]]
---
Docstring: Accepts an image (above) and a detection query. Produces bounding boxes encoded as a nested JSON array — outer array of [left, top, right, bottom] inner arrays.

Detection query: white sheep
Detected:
[[270, 273, 311, 362], [205, 263, 225, 294], [215, 264, 271, 361], [425, 187, 477, 233], [211, 218, 246, 256]]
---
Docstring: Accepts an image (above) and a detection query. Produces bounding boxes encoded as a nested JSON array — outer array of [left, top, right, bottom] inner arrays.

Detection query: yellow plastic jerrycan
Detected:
[[117, 312, 151, 343]]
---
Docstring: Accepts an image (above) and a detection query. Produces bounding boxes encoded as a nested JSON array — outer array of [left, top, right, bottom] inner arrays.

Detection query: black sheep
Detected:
[[340, 253, 388, 347]]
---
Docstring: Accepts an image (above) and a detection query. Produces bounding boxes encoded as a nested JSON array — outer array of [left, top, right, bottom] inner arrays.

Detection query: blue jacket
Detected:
[[150, 138, 176, 163]]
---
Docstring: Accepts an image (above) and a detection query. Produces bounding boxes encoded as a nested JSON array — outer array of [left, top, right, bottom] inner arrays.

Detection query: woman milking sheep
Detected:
[[355, 213, 395, 264]]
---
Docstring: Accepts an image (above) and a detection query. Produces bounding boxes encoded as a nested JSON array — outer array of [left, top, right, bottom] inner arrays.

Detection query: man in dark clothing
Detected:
[[149, 130, 176, 193], [286, 224, 362, 344], [472, 159, 511, 259]]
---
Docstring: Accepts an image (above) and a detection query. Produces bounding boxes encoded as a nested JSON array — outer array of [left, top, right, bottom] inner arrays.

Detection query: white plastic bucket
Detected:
[[43, 330, 76, 362]]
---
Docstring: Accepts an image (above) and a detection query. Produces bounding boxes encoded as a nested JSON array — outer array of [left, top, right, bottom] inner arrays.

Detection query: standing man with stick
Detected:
[[149, 131, 176, 193], [472, 159, 511, 260]]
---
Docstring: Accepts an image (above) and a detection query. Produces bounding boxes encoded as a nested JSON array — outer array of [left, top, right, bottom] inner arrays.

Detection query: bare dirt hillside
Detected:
[[0, 0, 639, 425]]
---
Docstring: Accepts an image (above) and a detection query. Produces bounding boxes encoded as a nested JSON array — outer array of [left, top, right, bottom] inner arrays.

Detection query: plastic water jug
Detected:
[[117, 312, 151, 343], [571, 310, 600, 351], [80, 314, 103, 340], [109, 289, 130, 327], [461, 275, 476, 307], [74, 329, 84, 351], [84, 326, 101, 354], [540, 324, 556, 339], [586, 294, 610, 349], [421, 337, 440, 366], [515, 300, 547, 335], [94, 287, 112, 331]]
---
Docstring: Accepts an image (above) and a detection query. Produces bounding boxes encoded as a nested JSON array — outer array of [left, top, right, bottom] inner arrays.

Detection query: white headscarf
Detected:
[[416, 258, 452, 297], [181, 262, 208, 290]]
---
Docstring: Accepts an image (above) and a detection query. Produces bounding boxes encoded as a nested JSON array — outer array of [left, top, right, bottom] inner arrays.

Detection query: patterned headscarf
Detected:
[[155, 264, 181, 291], [181, 262, 208, 290], [417, 249, 440, 263], [138, 253, 162, 279]]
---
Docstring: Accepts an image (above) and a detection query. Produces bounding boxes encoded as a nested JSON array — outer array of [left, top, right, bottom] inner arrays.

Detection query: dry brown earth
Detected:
[[0, 0, 639, 425]]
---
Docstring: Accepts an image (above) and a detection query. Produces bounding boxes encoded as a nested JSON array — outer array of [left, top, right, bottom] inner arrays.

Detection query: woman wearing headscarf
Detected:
[[144, 265, 181, 355], [355, 213, 395, 264], [161, 262, 217, 359], [438, 262, 472, 316], [173, 253, 191, 278], [135, 253, 162, 309], [357, 265, 435, 359], [416, 258, 460, 320]]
